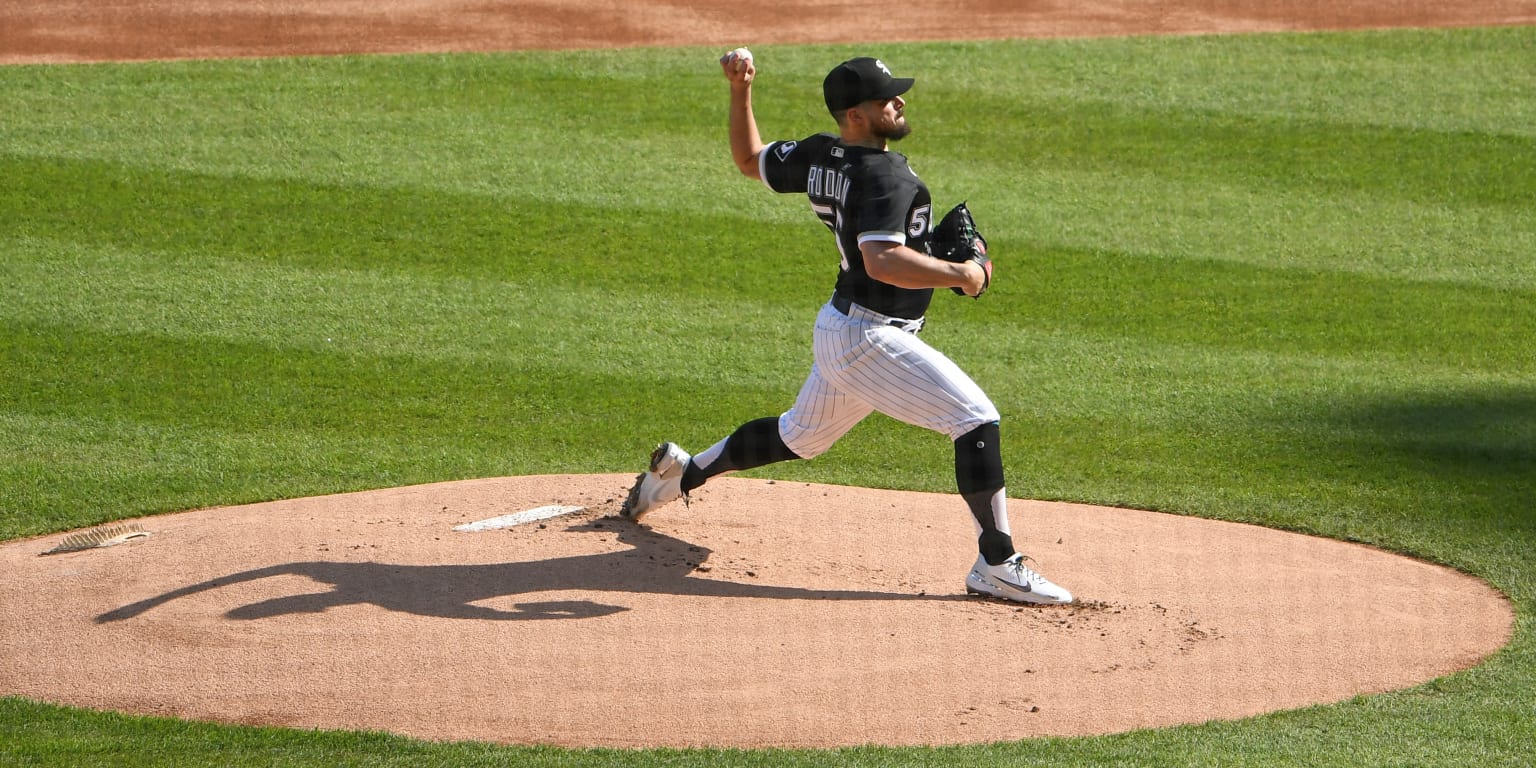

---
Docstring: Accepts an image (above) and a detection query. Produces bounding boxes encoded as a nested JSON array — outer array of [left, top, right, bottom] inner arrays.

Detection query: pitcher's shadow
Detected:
[[96, 517, 960, 623]]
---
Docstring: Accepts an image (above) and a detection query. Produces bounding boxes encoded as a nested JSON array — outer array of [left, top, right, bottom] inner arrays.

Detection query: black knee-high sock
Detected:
[[681, 417, 801, 494], [955, 422, 1015, 565]]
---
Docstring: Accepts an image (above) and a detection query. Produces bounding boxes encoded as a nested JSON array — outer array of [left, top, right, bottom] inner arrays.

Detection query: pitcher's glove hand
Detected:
[[930, 202, 991, 298]]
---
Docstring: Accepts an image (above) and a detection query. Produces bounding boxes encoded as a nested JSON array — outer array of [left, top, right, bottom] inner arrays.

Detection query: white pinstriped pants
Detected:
[[778, 298, 1001, 459]]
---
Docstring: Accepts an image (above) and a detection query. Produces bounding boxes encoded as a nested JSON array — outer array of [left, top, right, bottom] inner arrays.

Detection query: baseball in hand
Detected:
[[721, 47, 753, 68]]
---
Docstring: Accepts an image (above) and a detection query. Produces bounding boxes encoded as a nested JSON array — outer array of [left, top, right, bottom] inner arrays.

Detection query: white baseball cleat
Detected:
[[620, 442, 691, 522], [965, 553, 1074, 605]]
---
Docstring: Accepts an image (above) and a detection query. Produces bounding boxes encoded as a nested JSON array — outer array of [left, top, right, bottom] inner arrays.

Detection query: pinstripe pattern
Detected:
[[779, 300, 999, 459]]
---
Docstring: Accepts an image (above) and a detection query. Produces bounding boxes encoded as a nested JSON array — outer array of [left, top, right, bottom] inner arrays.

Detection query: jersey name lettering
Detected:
[[806, 165, 851, 206]]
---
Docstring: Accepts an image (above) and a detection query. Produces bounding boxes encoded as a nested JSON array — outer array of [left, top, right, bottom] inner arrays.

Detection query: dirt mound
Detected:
[[0, 475, 1512, 748]]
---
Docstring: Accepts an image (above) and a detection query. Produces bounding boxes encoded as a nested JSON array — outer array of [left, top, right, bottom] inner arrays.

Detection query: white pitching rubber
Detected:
[[454, 505, 584, 532]]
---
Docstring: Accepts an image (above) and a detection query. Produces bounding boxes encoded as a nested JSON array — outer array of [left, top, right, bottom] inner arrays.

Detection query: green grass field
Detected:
[[3, 25, 1534, 767]]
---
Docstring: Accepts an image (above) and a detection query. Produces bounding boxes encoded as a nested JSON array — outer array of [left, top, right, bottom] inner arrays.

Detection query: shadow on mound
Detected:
[[96, 517, 962, 624]]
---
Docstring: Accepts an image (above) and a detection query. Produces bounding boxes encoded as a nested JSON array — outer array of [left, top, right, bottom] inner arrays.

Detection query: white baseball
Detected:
[[724, 47, 752, 64]]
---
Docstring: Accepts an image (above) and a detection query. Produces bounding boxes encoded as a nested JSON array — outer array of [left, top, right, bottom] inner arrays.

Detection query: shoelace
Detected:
[[1003, 555, 1046, 585]]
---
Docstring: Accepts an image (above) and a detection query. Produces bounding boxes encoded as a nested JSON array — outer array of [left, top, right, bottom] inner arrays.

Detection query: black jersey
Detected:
[[760, 133, 935, 319]]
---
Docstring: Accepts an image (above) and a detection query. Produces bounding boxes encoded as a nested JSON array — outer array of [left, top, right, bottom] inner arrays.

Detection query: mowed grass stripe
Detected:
[[5, 40, 1533, 286], [922, 28, 1536, 137], [937, 97, 1536, 209], [969, 168, 1536, 289], [0, 237, 816, 385], [5, 154, 1531, 374], [986, 244, 1536, 372], [10, 225, 1533, 379], [0, 321, 805, 534]]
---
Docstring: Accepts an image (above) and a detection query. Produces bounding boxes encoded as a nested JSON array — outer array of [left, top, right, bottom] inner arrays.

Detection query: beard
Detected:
[[877, 118, 912, 142]]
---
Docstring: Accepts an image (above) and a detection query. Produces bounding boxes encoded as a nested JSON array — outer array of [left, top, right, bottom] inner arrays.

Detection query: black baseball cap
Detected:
[[823, 57, 914, 113]]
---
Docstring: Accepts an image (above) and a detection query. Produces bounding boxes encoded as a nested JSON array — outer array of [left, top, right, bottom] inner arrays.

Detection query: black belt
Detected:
[[830, 294, 924, 331]]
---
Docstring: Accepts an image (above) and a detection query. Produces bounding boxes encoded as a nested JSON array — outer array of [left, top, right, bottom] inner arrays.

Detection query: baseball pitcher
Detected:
[[621, 50, 1073, 605]]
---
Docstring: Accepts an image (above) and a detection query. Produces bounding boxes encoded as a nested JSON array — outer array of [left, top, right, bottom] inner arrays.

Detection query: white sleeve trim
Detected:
[[857, 230, 907, 245], [758, 141, 778, 190]]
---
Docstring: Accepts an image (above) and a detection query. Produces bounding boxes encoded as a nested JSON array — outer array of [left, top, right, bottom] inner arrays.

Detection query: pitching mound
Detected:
[[0, 474, 1513, 749]]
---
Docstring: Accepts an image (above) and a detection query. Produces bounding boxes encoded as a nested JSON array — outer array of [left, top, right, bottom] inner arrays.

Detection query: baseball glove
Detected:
[[930, 202, 991, 298]]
